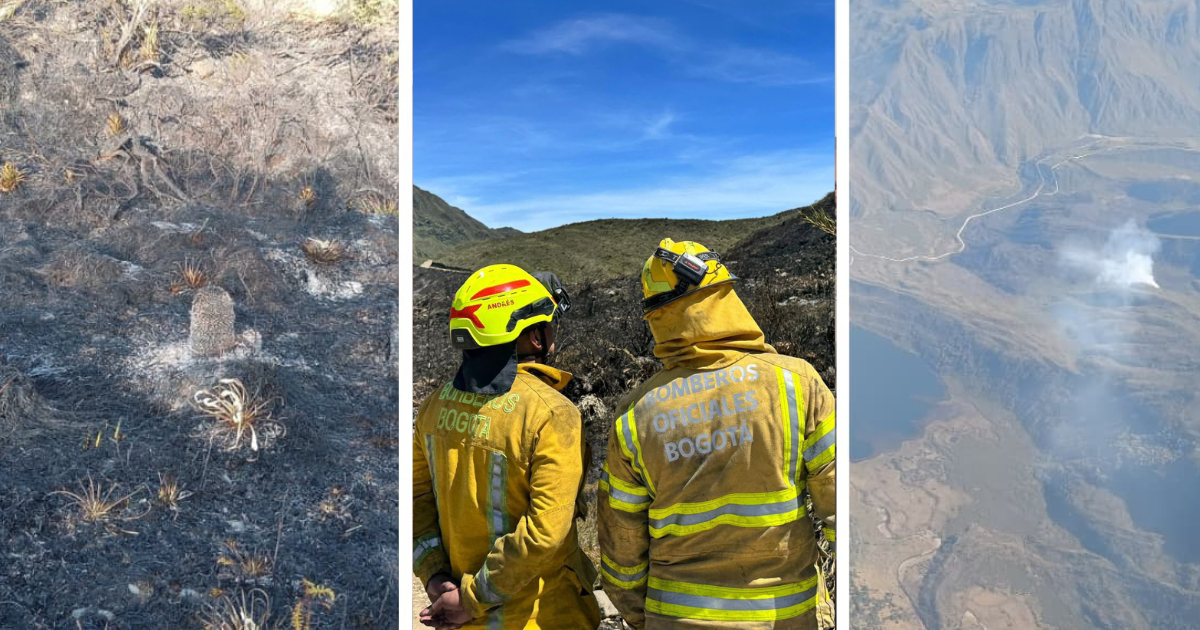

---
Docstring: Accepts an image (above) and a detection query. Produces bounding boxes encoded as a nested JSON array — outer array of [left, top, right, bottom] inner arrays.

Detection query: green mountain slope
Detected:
[[413, 186, 520, 262], [435, 210, 819, 284]]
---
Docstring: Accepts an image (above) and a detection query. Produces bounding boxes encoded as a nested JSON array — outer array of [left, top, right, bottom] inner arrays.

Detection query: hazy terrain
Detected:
[[0, 1, 399, 627], [851, 1, 1200, 628], [411, 189, 836, 627], [852, 0, 1200, 256]]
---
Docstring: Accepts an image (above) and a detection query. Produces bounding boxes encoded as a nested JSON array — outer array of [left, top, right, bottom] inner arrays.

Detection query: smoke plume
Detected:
[[1061, 219, 1161, 289], [1048, 219, 1162, 457]]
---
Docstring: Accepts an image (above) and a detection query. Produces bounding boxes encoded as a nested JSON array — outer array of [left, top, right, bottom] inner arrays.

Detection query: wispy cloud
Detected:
[[672, 0, 833, 30], [501, 14, 681, 55], [415, 113, 558, 158], [417, 108, 684, 167], [417, 171, 533, 212], [643, 111, 676, 140], [456, 150, 833, 231], [696, 46, 830, 86], [502, 14, 825, 87]]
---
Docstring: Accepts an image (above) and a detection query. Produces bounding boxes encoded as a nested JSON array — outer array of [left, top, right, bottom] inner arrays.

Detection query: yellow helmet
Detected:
[[449, 264, 567, 350], [641, 238, 738, 315]]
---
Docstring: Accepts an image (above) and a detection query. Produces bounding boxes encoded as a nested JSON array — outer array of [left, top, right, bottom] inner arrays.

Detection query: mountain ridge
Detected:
[[413, 187, 833, 284], [852, 0, 1200, 234], [413, 185, 521, 263]]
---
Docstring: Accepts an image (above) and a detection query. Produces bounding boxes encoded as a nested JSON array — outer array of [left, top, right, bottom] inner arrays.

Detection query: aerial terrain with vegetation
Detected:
[[850, 1, 1200, 628], [412, 186, 836, 627], [0, 1, 399, 627]]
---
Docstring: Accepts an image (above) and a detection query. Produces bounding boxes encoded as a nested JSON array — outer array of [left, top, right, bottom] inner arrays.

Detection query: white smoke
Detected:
[[1049, 219, 1161, 457], [1061, 219, 1161, 289]]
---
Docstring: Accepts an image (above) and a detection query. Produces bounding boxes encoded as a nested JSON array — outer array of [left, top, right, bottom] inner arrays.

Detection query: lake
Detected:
[[850, 325, 947, 461], [1148, 212, 1200, 276], [1149, 210, 1200, 236]]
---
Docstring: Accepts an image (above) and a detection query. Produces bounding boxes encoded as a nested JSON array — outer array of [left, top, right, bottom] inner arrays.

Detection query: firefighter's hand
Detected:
[[418, 603, 463, 630], [420, 573, 462, 628], [425, 573, 458, 604], [427, 588, 472, 628]]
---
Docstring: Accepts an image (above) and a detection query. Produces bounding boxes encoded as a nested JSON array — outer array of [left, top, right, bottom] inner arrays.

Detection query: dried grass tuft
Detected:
[[157, 472, 193, 512], [299, 186, 316, 206], [172, 257, 208, 293], [199, 587, 273, 630], [50, 475, 145, 525], [0, 162, 26, 193], [301, 237, 344, 264], [357, 194, 398, 216], [193, 378, 283, 453], [107, 112, 127, 137], [217, 539, 273, 583]]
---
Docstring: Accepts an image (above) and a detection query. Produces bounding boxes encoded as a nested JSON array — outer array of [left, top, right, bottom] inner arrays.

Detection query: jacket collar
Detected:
[[647, 284, 776, 371], [517, 362, 573, 391]]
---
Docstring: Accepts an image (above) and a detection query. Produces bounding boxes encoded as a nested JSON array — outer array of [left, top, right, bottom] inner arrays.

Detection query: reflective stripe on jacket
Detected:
[[414, 363, 601, 630], [599, 285, 835, 630]]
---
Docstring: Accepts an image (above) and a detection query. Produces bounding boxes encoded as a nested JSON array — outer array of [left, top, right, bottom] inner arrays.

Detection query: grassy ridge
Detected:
[[414, 186, 521, 263], [436, 212, 793, 284]]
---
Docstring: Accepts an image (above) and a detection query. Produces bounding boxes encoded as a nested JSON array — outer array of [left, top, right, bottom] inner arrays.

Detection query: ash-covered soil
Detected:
[[1, 1, 399, 628], [1, 212, 399, 630]]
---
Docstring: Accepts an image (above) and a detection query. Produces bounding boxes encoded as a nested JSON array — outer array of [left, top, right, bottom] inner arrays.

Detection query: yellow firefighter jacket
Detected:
[[598, 285, 835, 630], [414, 363, 602, 630]]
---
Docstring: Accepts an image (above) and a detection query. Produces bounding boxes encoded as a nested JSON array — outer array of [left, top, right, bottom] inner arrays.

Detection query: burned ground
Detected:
[[1, 1, 398, 628], [412, 198, 835, 467]]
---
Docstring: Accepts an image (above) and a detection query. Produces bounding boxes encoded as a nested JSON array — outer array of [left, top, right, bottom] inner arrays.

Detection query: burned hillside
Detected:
[[412, 197, 835, 480], [1, 1, 399, 627]]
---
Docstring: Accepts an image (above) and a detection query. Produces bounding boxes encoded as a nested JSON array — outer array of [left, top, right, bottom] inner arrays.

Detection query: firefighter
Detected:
[[598, 239, 836, 629], [414, 264, 601, 630]]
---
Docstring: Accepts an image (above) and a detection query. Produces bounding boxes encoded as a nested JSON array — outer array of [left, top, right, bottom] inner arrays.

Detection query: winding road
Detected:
[[849, 138, 1200, 265]]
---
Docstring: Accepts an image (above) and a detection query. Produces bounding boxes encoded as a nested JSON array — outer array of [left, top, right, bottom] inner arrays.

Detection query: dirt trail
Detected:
[[849, 138, 1200, 265]]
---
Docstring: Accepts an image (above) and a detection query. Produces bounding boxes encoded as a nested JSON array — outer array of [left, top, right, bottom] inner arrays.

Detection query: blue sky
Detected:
[[415, 0, 834, 231]]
